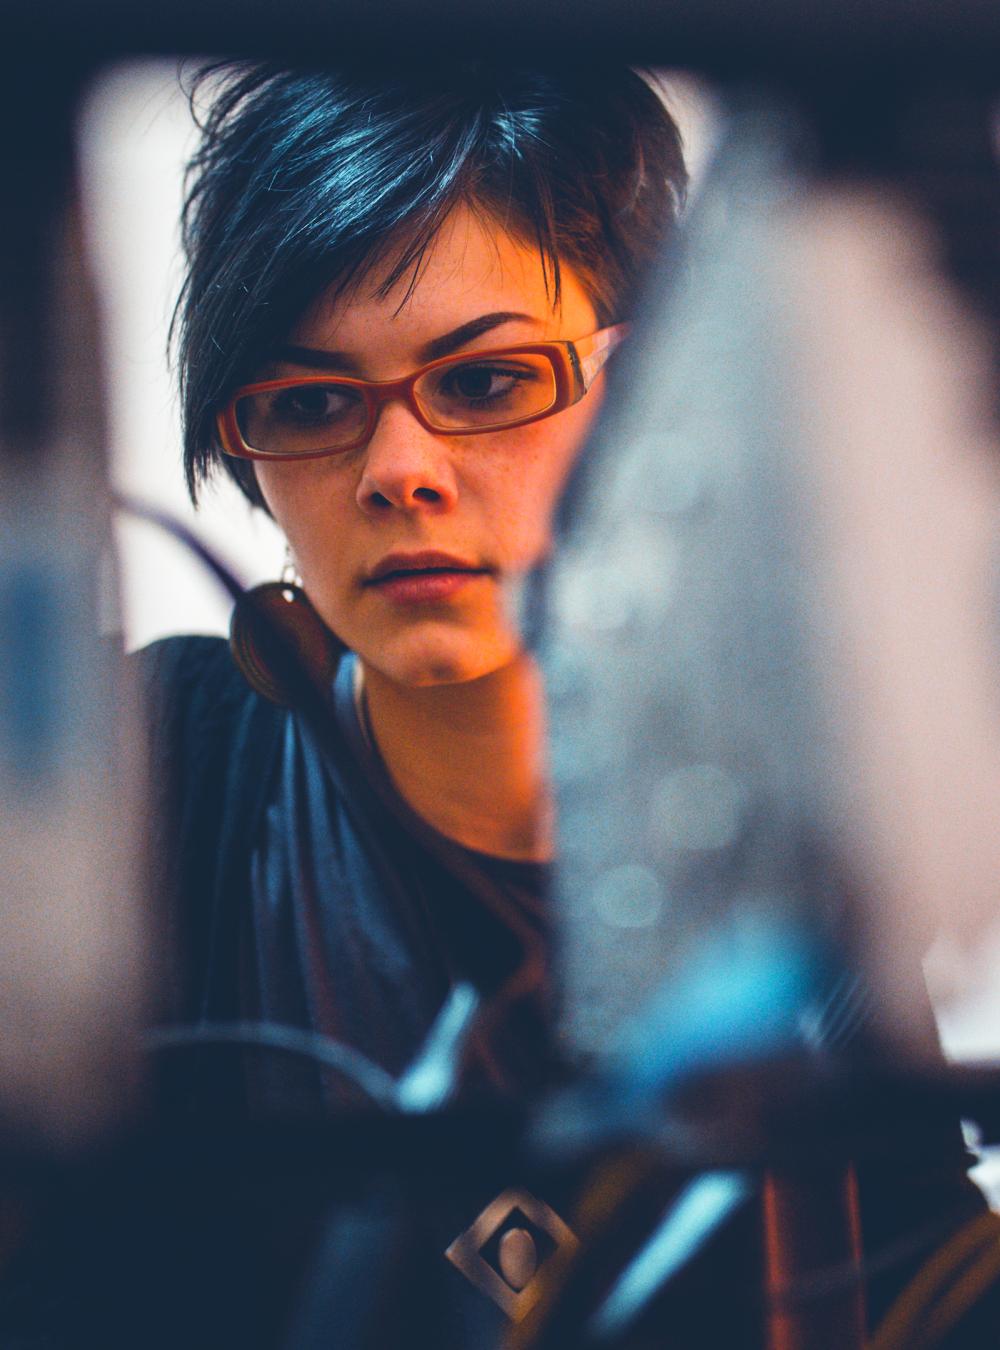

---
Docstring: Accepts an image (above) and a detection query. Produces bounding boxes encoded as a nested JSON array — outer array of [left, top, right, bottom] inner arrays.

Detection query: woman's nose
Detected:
[[355, 402, 459, 516]]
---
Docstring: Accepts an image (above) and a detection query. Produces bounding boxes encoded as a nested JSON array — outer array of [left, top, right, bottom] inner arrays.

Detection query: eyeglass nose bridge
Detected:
[[358, 368, 443, 443]]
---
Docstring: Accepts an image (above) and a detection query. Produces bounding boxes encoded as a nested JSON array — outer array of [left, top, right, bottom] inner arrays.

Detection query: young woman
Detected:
[[144, 62, 688, 1120]]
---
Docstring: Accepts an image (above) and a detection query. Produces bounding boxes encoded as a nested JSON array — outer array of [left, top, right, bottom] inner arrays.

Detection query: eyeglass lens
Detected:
[[234, 352, 559, 456], [414, 353, 557, 430]]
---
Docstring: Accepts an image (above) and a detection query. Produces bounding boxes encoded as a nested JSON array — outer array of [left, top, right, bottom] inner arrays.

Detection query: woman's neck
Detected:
[[359, 655, 553, 862]]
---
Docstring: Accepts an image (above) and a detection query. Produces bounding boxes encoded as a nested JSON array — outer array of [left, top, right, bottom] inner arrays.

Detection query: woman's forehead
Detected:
[[292, 204, 596, 351]]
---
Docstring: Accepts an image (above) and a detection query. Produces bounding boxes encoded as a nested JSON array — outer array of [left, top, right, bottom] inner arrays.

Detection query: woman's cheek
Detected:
[[501, 410, 596, 568]]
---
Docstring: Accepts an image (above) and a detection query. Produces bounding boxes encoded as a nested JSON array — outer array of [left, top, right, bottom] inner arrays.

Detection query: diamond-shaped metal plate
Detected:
[[444, 1188, 578, 1320]]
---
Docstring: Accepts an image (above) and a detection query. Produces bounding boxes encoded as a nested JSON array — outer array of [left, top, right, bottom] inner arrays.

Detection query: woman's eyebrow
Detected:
[[418, 312, 538, 362], [272, 312, 539, 374]]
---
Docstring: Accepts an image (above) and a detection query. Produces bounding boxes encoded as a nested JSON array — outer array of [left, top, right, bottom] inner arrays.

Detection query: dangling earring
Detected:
[[229, 546, 343, 706]]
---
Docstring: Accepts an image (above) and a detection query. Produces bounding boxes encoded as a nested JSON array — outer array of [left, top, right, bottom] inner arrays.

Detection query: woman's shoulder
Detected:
[[132, 632, 242, 700], [131, 633, 284, 785], [133, 632, 267, 721]]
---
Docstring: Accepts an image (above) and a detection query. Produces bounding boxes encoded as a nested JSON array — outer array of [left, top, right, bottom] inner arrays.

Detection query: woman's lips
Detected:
[[370, 567, 488, 604], [364, 552, 491, 605]]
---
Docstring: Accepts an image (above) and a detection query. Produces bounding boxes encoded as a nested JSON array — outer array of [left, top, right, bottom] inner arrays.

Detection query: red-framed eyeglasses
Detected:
[[216, 324, 628, 462]]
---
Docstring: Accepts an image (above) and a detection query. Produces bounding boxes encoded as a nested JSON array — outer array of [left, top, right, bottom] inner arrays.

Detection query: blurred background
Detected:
[[79, 62, 286, 648]]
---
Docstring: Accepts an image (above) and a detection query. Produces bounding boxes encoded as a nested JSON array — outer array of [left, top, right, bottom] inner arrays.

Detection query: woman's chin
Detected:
[[361, 630, 519, 689]]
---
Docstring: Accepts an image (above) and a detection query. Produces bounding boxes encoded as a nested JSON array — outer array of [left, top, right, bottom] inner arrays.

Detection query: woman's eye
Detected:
[[269, 384, 359, 424], [441, 363, 534, 404], [420, 356, 555, 428]]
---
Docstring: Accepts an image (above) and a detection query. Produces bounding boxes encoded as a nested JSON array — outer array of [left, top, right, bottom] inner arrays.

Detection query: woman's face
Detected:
[[252, 204, 602, 687]]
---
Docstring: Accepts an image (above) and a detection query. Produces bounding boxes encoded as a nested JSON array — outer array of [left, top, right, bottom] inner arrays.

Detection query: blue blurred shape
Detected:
[[589, 1170, 752, 1341], [0, 561, 63, 786]]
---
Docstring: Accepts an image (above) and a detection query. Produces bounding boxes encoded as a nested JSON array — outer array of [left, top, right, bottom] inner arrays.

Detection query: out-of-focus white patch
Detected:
[[927, 923, 1000, 1063], [645, 70, 723, 204], [77, 61, 285, 651], [962, 1122, 1000, 1214]]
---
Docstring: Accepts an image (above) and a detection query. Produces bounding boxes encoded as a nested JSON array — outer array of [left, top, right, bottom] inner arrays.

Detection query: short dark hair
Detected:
[[175, 61, 688, 507]]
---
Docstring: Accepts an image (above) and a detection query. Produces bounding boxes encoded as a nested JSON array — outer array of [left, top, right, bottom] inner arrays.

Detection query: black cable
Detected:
[[144, 1021, 399, 1110], [113, 492, 246, 602]]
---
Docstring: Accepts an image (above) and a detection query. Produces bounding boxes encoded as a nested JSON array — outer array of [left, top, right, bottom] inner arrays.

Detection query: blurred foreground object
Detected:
[[541, 104, 1000, 1066], [0, 72, 146, 1149], [523, 101, 1000, 1350]]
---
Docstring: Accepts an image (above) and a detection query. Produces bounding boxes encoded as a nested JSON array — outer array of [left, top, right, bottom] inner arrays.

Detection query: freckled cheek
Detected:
[[253, 465, 357, 596], [489, 406, 595, 565]]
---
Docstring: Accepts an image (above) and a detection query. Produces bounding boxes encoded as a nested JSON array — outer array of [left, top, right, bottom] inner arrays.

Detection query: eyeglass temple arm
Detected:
[[576, 323, 631, 390]]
